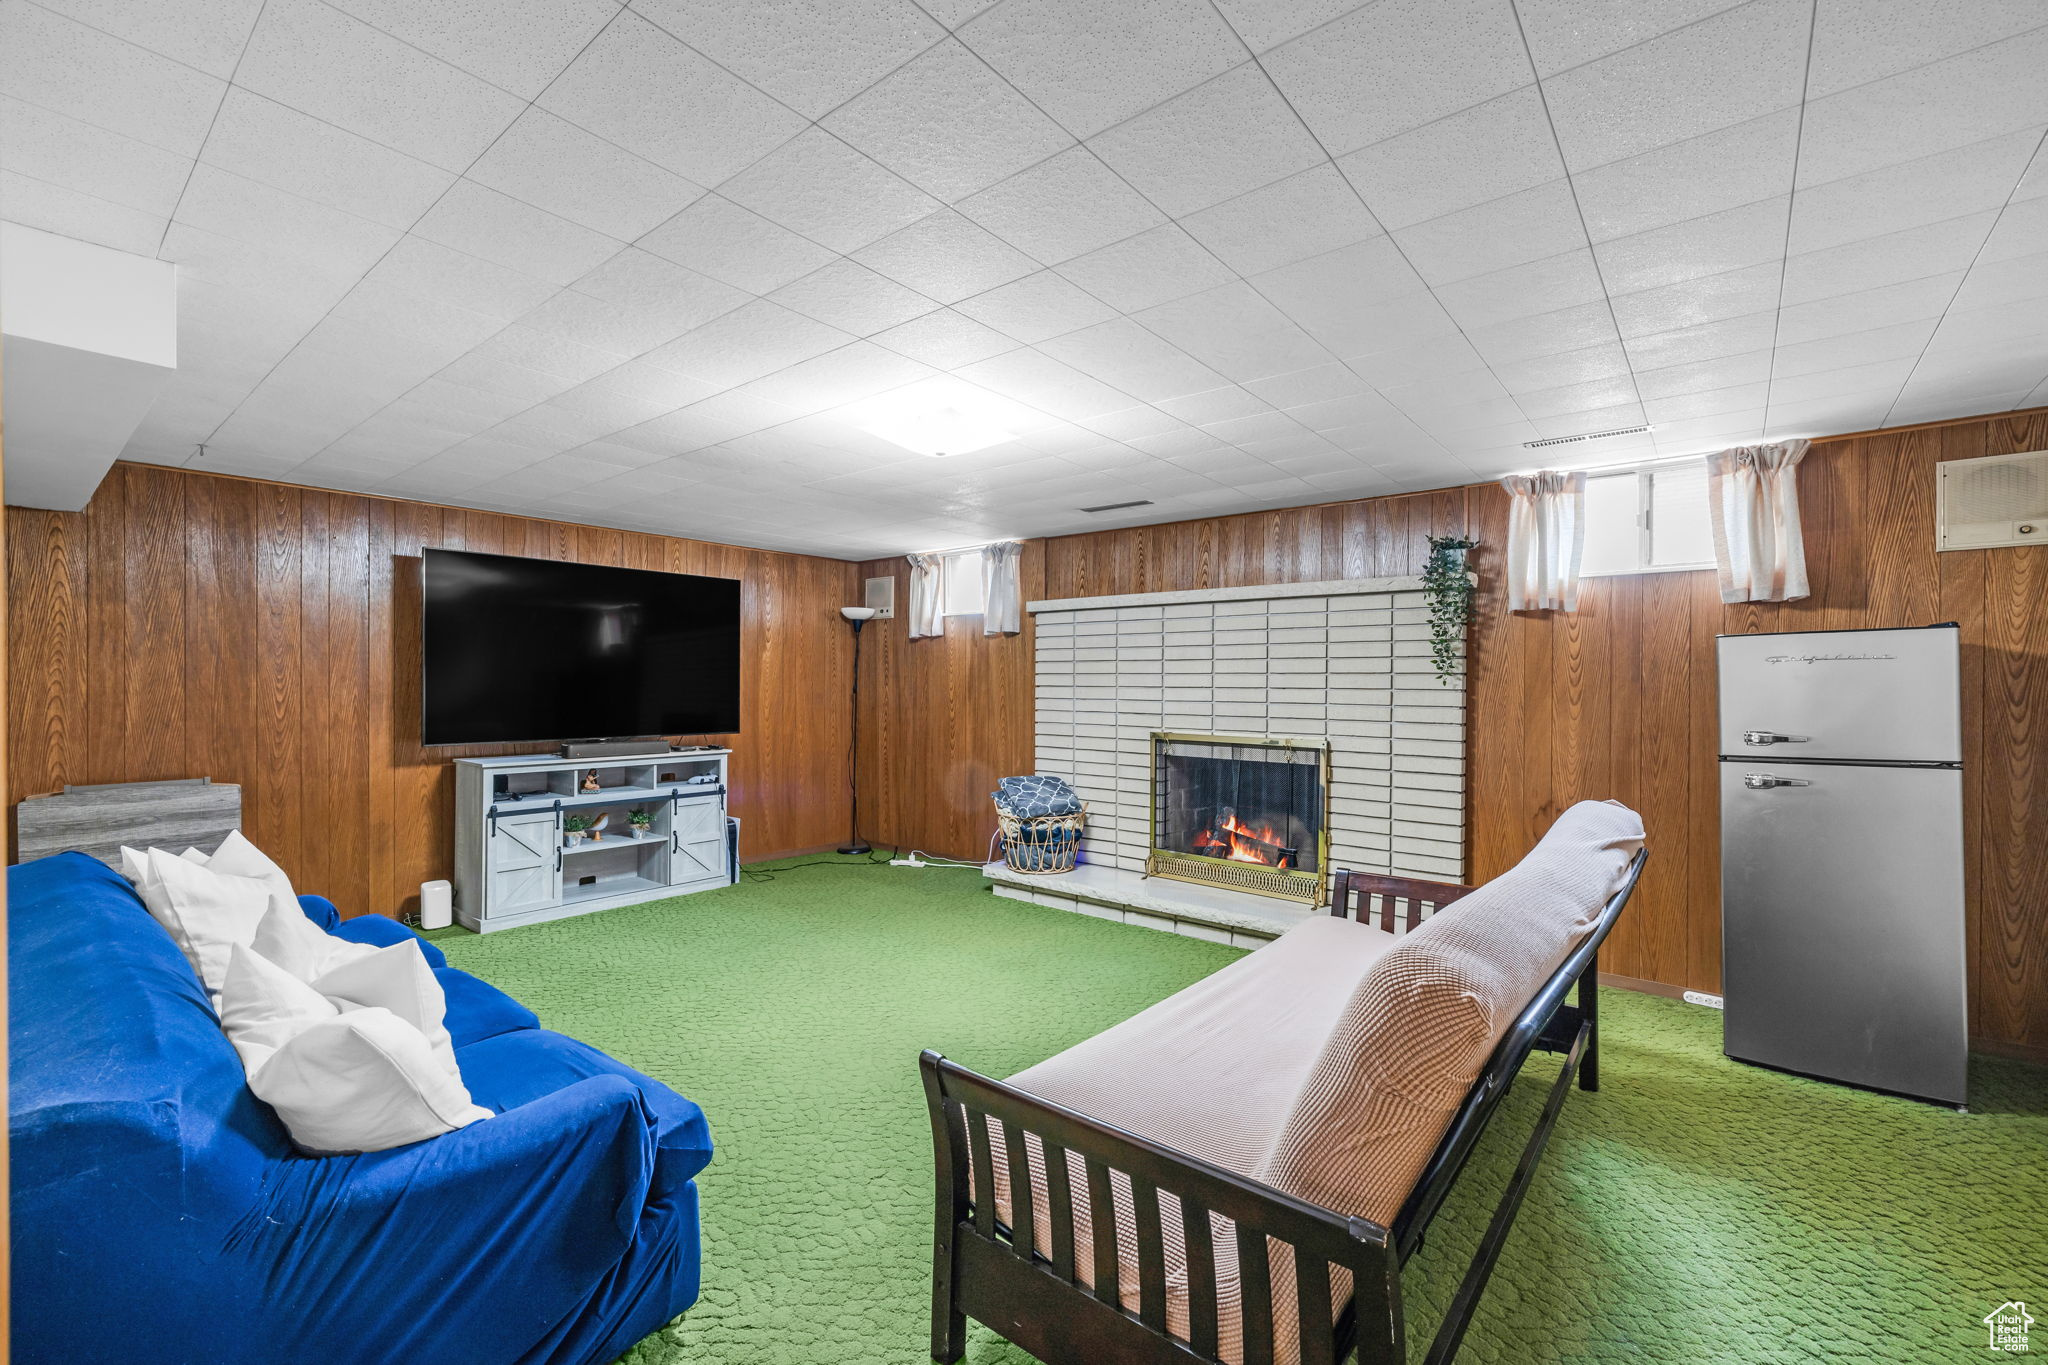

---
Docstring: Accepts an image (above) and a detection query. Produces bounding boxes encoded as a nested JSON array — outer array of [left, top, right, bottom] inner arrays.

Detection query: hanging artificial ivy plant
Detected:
[[1423, 534, 1478, 685]]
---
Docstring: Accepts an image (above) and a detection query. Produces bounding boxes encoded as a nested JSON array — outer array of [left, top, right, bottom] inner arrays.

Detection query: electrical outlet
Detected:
[[1682, 990, 1724, 1009]]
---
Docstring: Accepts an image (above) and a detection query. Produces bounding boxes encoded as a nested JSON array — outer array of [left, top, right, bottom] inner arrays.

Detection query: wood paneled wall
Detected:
[[856, 410, 2048, 1057], [7, 463, 860, 919]]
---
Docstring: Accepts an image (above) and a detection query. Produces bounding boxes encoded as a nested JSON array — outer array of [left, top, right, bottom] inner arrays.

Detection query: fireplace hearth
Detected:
[[1148, 733, 1330, 904]]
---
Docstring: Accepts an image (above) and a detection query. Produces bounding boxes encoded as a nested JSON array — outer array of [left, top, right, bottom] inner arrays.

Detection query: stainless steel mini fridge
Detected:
[[1717, 625, 1968, 1106]]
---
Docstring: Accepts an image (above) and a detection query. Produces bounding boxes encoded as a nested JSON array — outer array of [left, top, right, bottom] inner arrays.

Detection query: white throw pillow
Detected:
[[118, 843, 210, 884], [200, 830, 378, 981], [311, 942, 460, 1081], [218, 942, 338, 1073], [136, 849, 270, 1005], [249, 1008, 491, 1154]]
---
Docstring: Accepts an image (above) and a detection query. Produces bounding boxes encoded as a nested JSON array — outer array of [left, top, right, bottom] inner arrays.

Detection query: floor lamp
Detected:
[[838, 606, 878, 855]]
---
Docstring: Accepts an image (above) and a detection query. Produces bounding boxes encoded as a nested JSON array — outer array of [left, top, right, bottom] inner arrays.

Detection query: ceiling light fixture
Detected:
[[861, 401, 1015, 458]]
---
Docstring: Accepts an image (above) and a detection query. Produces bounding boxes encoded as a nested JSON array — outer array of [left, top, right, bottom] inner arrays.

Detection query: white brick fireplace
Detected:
[[987, 576, 1466, 943]]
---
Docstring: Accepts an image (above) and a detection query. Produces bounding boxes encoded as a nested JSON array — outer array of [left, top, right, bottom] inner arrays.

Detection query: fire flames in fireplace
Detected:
[[1190, 809, 1298, 868]]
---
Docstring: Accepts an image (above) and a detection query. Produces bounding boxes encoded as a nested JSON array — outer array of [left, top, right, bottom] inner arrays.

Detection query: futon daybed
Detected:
[[921, 800, 1646, 1365], [10, 851, 713, 1365]]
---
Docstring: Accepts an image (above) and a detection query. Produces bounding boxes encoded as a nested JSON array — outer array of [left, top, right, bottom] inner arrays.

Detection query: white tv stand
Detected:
[[452, 749, 733, 932]]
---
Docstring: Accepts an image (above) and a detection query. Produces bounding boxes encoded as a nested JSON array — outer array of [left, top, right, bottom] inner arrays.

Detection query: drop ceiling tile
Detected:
[[543, 380, 676, 433], [464, 323, 630, 384], [1797, 30, 2048, 189], [175, 164, 403, 274], [869, 307, 1022, 367], [1774, 272, 1963, 347], [1203, 409, 1310, 446], [354, 235, 563, 321], [1154, 384, 1279, 426], [1540, 0, 1809, 173], [1035, 318, 1231, 402], [1640, 379, 1771, 421], [0, 1, 224, 156], [517, 287, 718, 356], [395, 377, 541, 426], [716, 127, 940, 254], [1923, 295, 2048, 349], [1465, 299, 1620, 365], [1770, 318, 1938, 378], [1608, 261, 1784, 338], [1648, 410, 1765, 446], [643, 301, 854, 389], [1631, 349, 1773, 399], [329, 285, 507, 358], [1392, 179, 1588, 286], [1765, 357, 1918, 404], [1512, 374, 1642, 419], [1178, 163, 1383, 276], [1762, 390, 1896, 433], [954, 349, 1144, 420], [198, 88, 454, 230], [325, 0, 619, 99], [735, 342, 941, 416], [636, 195, 836, 293], [1493, 340, 1633, 394], [853, 209, 1039, 303], [635, 0, 942, 120], [953, 269, 1118, 342], [537, 10, 807, 185], [1626, 311, 1778, 370], [567, 247, 749, 325], [1571, 107, 1799, 244], [612, 396, 806, 455], [1949, 249, 2048, 313], [1515, 0, 1749, 76], [1087, 62, 1323, 218], [1788, 129, 2045, 257], [1528, 403, 1646, 439], [466, 108, 703, 241], [1262, 0, 1530, 156], [1210, 0, 1369, 55], [33, 0, 264, 78], [413, 180, 623, 285], [769, 259, 938, 336], [824, 38, 1072, 201], [955, 146, 1166, 264], [1779, 210, 1998, 304], [1593, 196, 1789, 294], [1338, 85, 1568, 233], [1433, 248, 1607, 331], [1125, 427, 1228, 458], [1807, 0, 2047, 100], [1076, 406, 1195, 443], [0, 95, 190, 217], [1243, 363, 1372, 410], [1136, 281, 1336, 382], [1053, 224, 1235, 314], [235, 0, 523, 170], [1978, 194, 2048, 265], [1345, 333, 1489, 387], [960, 0, 1243, 139], [576, 357, 722, 409]]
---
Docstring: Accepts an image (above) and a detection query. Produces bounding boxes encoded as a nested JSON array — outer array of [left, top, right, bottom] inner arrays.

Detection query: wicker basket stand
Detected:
[[996, 804, 1088, 874]]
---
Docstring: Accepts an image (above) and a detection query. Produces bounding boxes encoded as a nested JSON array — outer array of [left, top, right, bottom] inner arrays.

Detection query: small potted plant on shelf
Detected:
[[563, 814, 594, 847], [629, 809, 654, 839]]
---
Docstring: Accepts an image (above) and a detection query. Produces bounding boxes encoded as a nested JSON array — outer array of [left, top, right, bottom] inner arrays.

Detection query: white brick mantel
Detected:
[[1028, 576, 1466, 899]]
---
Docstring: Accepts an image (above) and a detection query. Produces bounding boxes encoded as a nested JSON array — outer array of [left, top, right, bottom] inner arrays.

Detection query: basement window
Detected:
[[941, 549, 984, 616], [1579, 460, 1716, 577]]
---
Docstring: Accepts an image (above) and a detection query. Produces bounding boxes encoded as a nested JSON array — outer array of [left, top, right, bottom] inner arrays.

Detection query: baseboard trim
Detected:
[[1596, 971, 1688, 1000]]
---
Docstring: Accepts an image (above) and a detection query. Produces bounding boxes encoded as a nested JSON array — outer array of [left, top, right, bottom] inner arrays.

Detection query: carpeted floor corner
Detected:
[[433, 858, 2047, 1365]]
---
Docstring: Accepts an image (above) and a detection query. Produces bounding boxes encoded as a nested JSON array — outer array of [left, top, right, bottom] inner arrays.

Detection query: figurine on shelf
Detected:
[[581, 770, 601, 792], [588, 813, 610, 842]]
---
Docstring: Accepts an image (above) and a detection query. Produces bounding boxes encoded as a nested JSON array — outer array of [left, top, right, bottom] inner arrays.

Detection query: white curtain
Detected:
[[1708, 440, 1810, 603], [905, 552, 944, 639], [980, 541, 1023, 636], [1500, 470, 1587, 612]]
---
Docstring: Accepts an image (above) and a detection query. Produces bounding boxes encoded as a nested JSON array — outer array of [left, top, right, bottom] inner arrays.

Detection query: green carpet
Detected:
[[433, 859, 2047, 1365]]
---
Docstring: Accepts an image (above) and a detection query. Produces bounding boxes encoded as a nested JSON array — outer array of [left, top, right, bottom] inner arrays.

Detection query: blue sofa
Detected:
[[10, 851, 712, 1365]]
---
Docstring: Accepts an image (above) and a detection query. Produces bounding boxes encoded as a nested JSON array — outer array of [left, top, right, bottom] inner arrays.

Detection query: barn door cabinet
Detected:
[[452, 750, 733, 932]]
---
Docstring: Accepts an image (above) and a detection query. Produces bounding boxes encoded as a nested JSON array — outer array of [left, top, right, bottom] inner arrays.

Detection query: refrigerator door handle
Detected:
[[1741, 730, 1810, 746], [1742, 773, 1812, 789]]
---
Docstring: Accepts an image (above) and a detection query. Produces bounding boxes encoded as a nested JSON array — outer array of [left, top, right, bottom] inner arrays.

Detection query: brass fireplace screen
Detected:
[[1147, 733, 1330, 905]]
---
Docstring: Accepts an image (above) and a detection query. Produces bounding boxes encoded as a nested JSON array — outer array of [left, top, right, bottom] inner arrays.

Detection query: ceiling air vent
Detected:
[[1079, 499, 1154, 513], [1522, 425, 1653, 449], [1937, 449, 2048, 551]]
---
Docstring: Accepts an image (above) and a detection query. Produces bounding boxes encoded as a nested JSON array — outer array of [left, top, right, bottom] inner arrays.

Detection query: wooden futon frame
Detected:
[[919, 852, 1646, 1365]]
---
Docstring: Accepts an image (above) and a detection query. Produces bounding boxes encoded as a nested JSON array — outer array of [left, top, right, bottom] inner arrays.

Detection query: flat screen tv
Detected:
[[421, 548, 741, 746]]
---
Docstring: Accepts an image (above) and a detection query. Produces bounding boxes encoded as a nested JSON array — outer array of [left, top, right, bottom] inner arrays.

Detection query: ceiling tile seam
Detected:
[[1494, 0, 1647, 436], [1189, 0, 1473, 465], [14, 0, 248, 85], [1873, 123, 2048, 430], [201, 2, 647, 474], [315, 0, 628, 106], [1755, 0, 1820, 426], [1793, 18, 2048, 117]]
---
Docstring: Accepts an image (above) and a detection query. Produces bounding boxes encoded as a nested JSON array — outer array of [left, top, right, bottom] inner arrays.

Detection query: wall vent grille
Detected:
[[1079, 499, 1154, 513], [1937, 448, 2048, 551], [1522, 425, 1653, 449]]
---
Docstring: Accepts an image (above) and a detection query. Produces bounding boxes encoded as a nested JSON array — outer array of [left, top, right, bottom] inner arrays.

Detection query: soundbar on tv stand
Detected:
[[560, 738, 716, 760]]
